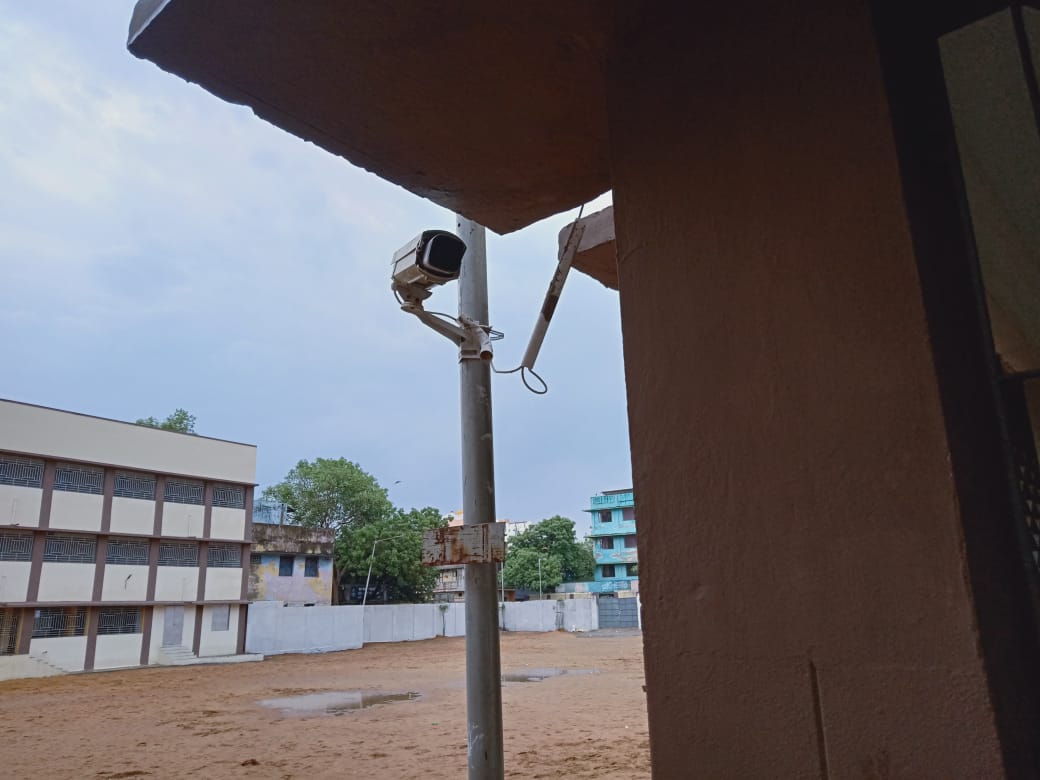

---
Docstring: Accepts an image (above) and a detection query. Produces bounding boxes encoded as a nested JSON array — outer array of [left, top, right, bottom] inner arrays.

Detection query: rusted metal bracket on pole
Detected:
[[422, 523, 506, 566]]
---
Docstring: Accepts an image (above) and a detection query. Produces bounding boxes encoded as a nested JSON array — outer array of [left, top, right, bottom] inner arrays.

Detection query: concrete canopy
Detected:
[[127, 0, 614, 234], [558, 206, 618, 289]]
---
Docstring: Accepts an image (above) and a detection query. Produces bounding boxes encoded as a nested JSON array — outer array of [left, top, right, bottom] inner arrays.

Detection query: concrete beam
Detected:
[[558, 206, 617, 290], [128, 0, 614, 234]]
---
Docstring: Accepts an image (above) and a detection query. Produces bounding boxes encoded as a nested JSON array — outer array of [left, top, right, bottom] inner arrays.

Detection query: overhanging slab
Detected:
[[128, 1, 614, 234], [560, 206, 618, 289]]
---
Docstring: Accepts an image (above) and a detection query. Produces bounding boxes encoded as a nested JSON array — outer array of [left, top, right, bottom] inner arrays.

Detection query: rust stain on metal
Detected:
[[422, 523, 506, 566]]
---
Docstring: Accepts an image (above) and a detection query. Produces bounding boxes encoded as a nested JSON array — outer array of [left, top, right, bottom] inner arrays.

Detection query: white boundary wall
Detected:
[[247, 600, 597, 657]]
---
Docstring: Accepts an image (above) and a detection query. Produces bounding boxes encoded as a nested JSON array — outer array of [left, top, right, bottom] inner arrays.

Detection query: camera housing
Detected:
[[391, 230, 466, 295]]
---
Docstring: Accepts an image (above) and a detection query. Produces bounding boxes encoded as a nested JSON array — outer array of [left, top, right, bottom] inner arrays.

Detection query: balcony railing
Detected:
[[595, 548, 638, 565], [589, 491, 634, 509]]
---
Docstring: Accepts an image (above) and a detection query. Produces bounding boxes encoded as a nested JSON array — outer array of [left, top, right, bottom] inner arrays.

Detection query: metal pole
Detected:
[[361, 539, 379, 609], [538, 557, 543, 600], [457, 215, 504, 780]]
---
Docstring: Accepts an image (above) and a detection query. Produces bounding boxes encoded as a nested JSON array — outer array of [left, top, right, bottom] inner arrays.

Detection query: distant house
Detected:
[[249, 504, 334, 606], [587, 489, 639, 594]]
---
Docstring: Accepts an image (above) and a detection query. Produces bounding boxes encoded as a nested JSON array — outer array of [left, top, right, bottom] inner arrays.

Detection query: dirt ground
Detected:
[[0, 632, 649, 779]]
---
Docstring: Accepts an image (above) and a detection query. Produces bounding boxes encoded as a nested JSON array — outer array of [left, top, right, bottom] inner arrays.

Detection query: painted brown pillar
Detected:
[[607, 1, 1028, 776]]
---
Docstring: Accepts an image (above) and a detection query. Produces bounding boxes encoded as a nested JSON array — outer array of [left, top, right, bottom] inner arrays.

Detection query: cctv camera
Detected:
[[391, 230, 466, 295]]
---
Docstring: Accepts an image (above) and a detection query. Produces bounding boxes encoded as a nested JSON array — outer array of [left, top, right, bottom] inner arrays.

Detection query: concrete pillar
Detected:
[[608, 1, 1036, 776]]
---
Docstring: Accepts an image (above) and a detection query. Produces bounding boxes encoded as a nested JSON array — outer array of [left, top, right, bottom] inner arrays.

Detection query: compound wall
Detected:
[[246, 599, 598, 657]]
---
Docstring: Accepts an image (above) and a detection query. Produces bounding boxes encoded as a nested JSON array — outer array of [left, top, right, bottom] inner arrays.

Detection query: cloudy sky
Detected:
[[0, 2, 630, 535]]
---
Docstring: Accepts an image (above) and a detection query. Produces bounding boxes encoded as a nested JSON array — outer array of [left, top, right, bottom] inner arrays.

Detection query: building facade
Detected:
[[0, 400, 255, 677], [248, 504, 335, 606], [587, 490, 639, 594]]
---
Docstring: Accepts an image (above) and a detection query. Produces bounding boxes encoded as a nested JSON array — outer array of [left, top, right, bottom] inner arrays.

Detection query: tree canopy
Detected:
[[263, 458, 393, 530], [136, 408, 196, 433], [503, 515, 594, 592], [336, 506, 447, 603], [264, 459, 446, 603], [502, 548, 564, 593]]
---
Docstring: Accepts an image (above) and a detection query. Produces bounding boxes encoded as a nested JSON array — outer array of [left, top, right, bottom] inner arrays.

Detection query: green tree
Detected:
[[336, 507, 447, 603], [263, 458, 393, 530], [136, 408, 196, 433], [502, 547, 563, 593], [507, 515, 595, 583]]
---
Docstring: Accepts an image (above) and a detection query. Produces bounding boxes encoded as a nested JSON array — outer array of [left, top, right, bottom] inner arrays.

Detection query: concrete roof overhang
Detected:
[[128, 0, 615, 234], [559, 206, 618, 290]]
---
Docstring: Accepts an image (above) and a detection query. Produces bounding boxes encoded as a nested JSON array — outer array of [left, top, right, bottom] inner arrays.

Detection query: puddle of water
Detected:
[[259, 690, 421, 716], [501, 668, 599, 683]]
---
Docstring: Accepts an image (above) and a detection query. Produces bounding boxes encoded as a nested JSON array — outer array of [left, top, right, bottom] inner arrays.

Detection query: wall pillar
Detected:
[[608, 1, 1034, 775]]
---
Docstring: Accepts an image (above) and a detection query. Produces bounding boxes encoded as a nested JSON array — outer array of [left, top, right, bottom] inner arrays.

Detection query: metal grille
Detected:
[[249, 553, 262, 566], [158, 541, 199, 567], [32, 607, 87, 638], [54, 463, 104, 495], [106, 538, 150, 566], [0, 455, 43, 488], [212, 484, 245, 509], [98, 607, 142, 635], [114, 472, 155, 500], [164, 479, 204, 505], [304, 556, 319, 577], [0, 532, 33, 561], [207, 543, 242, 568], [0, 610, 19, 655], [43, 534, 97, 563]]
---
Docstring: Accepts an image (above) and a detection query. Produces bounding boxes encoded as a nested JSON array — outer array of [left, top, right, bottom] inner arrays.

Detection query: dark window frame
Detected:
[[278, 555, 295, 577]]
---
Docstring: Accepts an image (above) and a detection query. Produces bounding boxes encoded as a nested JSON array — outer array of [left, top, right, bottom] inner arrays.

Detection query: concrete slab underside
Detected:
[[128, 0, 614, 234]]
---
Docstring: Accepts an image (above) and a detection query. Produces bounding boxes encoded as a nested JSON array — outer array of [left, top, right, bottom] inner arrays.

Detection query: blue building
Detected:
[[586, 489, 638, 594]]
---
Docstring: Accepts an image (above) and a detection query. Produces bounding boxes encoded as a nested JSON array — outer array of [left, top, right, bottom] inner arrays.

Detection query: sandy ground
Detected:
[[0, 632, 649, 779]]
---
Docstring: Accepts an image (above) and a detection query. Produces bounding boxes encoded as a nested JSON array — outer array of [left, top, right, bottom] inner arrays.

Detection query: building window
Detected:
[[279, 555, 295, 577], [599, 510, 612, 523], [304, 556, 319, 577], [0, 609, 19, 655], [212, 484, 245, 509], [32, 607, 87, 638], [207, 543, 242, 568], [164, 479, 204, 505], [0, 455, 43, 488], [43, 534, 96, 563], [158, 542, 199, 567], [249, 553, 262, 566], [98, 607, 142, 635], [601, 564, 616, 578], [600, 537, 614, 550], [0, 532, 33, 561], [622, 508, 635, 522], [624, 534, 638, 548], [113, 472, 155, 501], [211, 604, 230, 632], [54, 463, 104, 495], [627, 564, 639, 578], [106, 538, 150, 566]]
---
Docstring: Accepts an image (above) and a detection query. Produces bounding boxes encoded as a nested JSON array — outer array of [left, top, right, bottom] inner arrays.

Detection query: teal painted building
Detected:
[[587, 489, 639, 593]]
